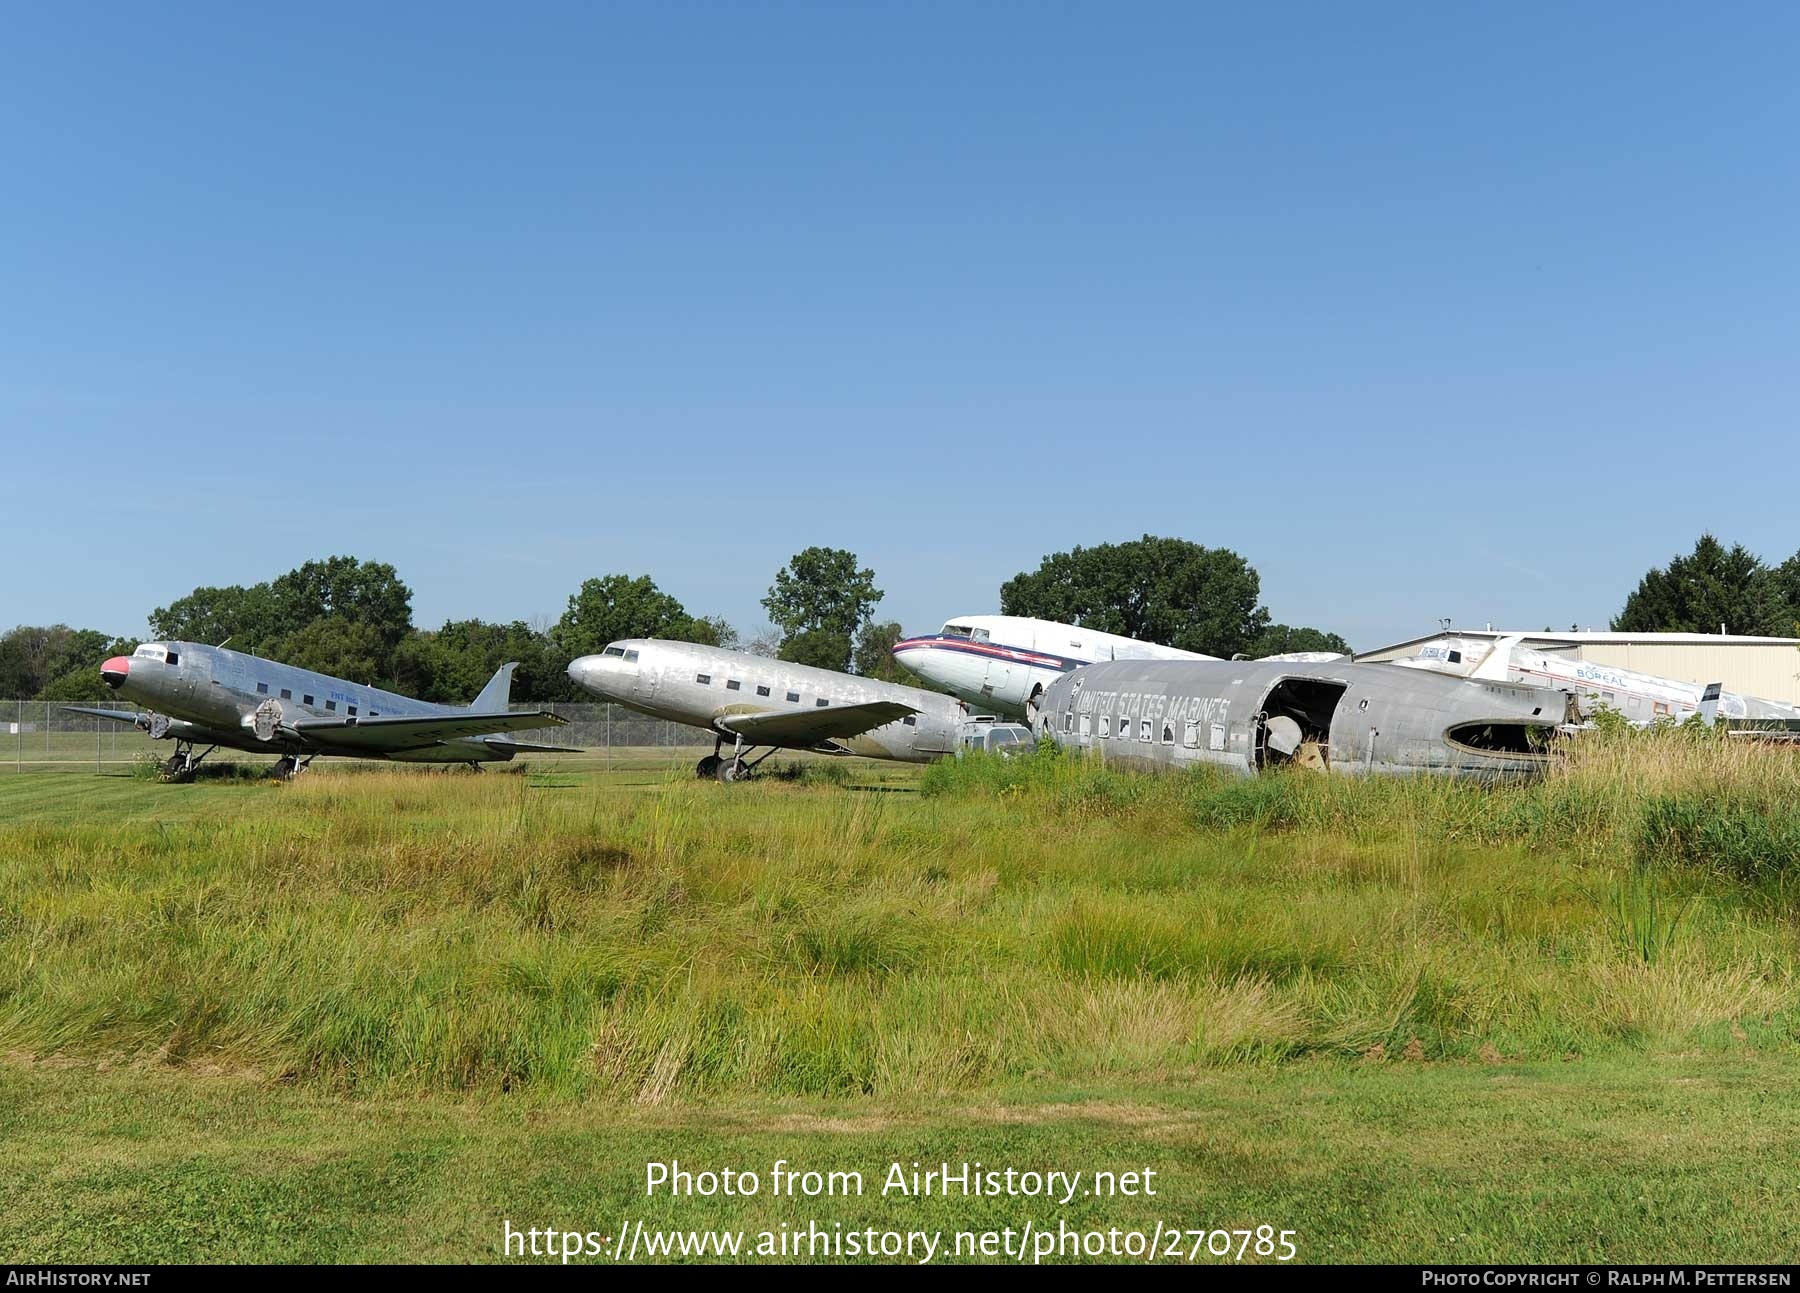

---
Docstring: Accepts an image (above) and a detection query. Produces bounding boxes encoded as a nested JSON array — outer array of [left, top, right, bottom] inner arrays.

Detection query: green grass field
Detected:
[[2, 736, 1797, 1263]]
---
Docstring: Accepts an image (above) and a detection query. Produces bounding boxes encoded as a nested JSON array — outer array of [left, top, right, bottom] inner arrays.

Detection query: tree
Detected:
[[778, 628, 854, 672], [1000, 535, 1271, 657], [149, 556, 416, 681], [261, 617, 388, 685], [852, 620, 909, 681], [1249, 624, 1351, 658], [683, 615, 740, 651], [392, 619, 573, 705], [1772, 551, 1800, 636], [149, 583, 282, 653], [269, 556, 414, 657], [1612, 534, 1790, 635], [550, 574, 723, 660], [762, 548, 883, 644], [0, 625, 133, 699]]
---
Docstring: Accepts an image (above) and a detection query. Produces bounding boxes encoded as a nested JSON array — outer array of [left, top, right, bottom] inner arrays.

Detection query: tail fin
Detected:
[[471, 662, 518, 712], [1698, 682, 1722, 724], [1470, 634, 1524, 681]]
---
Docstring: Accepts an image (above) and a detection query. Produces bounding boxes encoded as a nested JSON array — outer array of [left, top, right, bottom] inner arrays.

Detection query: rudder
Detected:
[[472, 662, 519, 712]]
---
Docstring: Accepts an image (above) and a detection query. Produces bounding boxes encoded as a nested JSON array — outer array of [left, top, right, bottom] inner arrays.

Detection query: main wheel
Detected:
[[717, 758, 750, 783], [695, 754, 722, 779]]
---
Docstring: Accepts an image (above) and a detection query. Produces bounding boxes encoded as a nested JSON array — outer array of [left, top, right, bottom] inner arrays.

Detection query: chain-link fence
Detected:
[[0, 701, 721, 773]]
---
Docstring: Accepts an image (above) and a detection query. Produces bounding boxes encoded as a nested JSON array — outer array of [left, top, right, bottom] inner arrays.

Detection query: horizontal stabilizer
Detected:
[[481, 737, 587, 755]]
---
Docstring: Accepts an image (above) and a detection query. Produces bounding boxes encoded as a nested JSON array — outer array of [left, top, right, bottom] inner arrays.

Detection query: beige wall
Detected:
[[1577, 644, 1800, 706]]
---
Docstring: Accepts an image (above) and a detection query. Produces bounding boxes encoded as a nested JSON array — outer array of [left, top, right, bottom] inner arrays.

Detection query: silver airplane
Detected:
[[566, 638, 989, 780], [892, 613, 1215, 720], [1031, 658, 1577, 780], [68, 641, 579, 781]]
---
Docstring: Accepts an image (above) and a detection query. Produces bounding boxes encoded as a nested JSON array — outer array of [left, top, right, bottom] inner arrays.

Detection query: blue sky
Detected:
[[4, 3, 1797, 650]]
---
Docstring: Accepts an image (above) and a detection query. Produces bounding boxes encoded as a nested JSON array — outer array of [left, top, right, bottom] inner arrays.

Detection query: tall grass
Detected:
[[1, 726, 1796, 1100]]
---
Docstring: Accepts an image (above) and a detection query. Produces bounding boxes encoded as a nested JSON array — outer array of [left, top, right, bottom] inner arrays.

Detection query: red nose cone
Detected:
[[100, 656, 130, 687]]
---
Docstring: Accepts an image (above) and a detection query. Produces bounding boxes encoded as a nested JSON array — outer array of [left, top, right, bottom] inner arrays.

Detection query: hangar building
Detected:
[[1355, 631, 1800, 706]]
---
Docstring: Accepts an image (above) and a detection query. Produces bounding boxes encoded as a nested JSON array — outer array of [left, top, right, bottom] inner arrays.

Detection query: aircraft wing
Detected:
[[715, 701, 917, 747], [61, 705, 148, 727], [289, 710, 568, 752]]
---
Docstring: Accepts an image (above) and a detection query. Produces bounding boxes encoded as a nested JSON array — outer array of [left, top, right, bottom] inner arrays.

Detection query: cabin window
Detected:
[[347, 706, 357, 716], [256, 682, 268, 695], [1184, 720, 1201, 748], [726, 679, 741, 691], [903, 715, 917, 726], [1139, 719, 1152, 741], [1098, 715, 1112, 738], [370, 710, 379, 717], [280, 688, 292, 700], [816, 698, 830, 707], [696, 673, 711, 685], [1063, 712, 1074, 733], [1079, 715, 1092, 737], [786, 691, 800, 703], [756, 685, 770, 697], [303, 695, 314, 707], [325, 700, 336, 712], [1162, 721, 1175, 744], [1448, 650, 1462, 664], [165, 651, 179, 666]]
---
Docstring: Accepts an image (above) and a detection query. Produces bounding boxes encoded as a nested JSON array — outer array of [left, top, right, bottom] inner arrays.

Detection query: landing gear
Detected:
[[159, 741, 217, 784], [267, 753, 316, 781], [711, 734, 777, 783], [696, 735, 725, 780]]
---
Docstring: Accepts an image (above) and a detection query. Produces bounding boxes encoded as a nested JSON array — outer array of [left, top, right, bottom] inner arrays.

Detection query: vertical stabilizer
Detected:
[[1470, 635, 1525, 681], [1698, 682, 1723, 725], [472, 662, 519, 712]]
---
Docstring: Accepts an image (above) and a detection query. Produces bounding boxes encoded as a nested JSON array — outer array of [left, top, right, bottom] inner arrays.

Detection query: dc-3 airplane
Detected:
[[1030, 658, 1579, 780], [566, 638, 1026, 780], [891, 614, 1216, 720], [67, 641, 579, 781], [890, 612, 1351, 720], [1392, 635, 1798, 723]]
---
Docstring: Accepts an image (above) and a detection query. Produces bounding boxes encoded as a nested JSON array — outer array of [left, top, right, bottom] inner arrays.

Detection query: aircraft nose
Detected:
[[100, 655, 130, 688], [567, 655, 604, 691]]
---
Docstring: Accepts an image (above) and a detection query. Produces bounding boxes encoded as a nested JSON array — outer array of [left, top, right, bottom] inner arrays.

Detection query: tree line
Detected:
[[18, 530, 1788, 705]]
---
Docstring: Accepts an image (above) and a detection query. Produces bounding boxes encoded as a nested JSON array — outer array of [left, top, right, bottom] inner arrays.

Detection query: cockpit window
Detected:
[[165, 651, 179, 666], [602, 646, 626, 657], [943, 624, 973, 639], [624, 650, 639, 663], [971, 627, 990, 642], [133, 644, 165, 660]]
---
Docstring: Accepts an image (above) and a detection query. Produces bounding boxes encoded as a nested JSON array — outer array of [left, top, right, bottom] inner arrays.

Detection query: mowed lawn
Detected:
[[2, 749, 1798, 1263]]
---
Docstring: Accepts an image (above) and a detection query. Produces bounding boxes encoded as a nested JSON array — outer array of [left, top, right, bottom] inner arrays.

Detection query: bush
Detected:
[[1635, 794, 1800, 884]]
